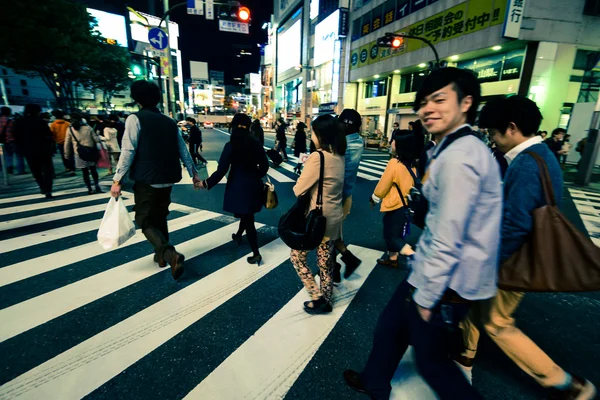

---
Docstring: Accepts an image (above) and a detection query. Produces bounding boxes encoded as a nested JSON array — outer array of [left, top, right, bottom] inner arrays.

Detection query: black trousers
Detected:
[[26, 155, 53, 195], [133, 182, 172, 244], [382, 208, 422, 253], [360, 279, 482, 400]]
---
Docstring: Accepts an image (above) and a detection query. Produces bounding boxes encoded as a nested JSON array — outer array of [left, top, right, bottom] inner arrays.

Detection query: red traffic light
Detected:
[[391, 37, 403, 48], [238, 6, 250, 22]]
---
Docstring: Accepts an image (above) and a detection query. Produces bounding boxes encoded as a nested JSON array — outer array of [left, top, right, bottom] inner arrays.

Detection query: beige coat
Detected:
[[64, 125, 101, 169], [293, 150, 344, 241]]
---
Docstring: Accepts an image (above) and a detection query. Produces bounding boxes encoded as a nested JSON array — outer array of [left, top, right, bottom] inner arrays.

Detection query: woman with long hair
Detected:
[[250, 119, 265, 146], [290, 115, 346, 314], [293, 122, 308, 174], [64, 113, 103, 194], [199, 113, 269, 264], [370, 133, 422, 268], [101, 116, 121, 174]]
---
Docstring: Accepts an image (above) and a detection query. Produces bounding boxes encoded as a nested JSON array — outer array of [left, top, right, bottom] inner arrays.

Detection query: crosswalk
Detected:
[[568, 187, 600, 246], [0, 189, 436, 399]]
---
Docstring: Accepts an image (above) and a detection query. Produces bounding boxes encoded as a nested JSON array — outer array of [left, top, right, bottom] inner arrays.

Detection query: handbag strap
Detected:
[[393, 183, 408, 208], [525, 151, 556, 206], [316, 150, 325, 210], [70, 127, 82, 146]]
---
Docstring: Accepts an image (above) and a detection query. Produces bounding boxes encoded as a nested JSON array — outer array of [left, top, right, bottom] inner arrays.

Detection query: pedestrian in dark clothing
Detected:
[[250, 119, 265, 146], [275, 119, 289, 161], [293, 122, 307, 174], [200, 113, 269, 265], [544, 128, 566, 161], [13, 104, 55, 198], [186, 117, 207, 165], [1, 106, 25, 175], [111, 80, 200, 281]]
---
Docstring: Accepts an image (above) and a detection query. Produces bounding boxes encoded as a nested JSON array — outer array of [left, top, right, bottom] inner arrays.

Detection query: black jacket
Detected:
[[13, 116, 54, 158], [294, 129, 307, 157], [189, 125, 202, 145], [276, 125, 287, 143], [207, 137, 269, 216]]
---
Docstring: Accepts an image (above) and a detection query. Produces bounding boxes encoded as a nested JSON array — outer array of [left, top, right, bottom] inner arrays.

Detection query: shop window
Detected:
[[399, 73, 412, 93], [22, 88, 29, 96], [361, 11, 372, 37], [371, 5, 384, 32], [411, 72, 427, 93], [365, 79, 388, 98], [20, 79, 27, 86], [351, 18, 361, 41], [383, 0, 397, 27]]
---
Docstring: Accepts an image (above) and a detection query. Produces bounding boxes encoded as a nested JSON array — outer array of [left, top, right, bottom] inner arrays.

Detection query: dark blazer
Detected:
[[293, 129, 307, 157], [13, 116, 54, 158], [207, 138, 269, 216], [276, 125, 287, 144]]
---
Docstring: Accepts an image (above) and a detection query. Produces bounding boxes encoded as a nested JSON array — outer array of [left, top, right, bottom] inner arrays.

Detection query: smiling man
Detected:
[[343, 68, 502, 399]]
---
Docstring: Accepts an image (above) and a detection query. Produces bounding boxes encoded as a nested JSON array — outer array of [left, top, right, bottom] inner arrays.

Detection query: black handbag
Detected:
[[70, 127, 99, 162], [393, 182, 414, 239], [278, 151, 326, 250]]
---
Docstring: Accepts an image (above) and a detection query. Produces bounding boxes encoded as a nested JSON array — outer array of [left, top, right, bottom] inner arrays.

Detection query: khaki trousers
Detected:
[[461, 289, 566, 387]]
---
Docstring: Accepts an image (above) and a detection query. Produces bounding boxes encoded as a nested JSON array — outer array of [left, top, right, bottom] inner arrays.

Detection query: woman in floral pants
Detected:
[[290, 115, 346, 314]]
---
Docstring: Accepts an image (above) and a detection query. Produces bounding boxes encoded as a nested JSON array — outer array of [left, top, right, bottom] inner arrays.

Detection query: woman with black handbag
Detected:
[[369, 133, 422, 268], [198, 113, 269, 265], [64, 113, 103, 194], [290, 115, 346, 314]]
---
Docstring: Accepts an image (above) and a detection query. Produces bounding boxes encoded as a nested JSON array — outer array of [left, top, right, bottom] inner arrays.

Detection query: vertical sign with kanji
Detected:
[[502, 0, 525, 38]]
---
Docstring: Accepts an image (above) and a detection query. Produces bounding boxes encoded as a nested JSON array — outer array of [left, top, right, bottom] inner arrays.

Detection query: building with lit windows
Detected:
[[345, 0, 600, 157]]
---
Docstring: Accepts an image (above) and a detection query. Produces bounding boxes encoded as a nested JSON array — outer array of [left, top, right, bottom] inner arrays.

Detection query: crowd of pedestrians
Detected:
[[3, 73, 597, 399]]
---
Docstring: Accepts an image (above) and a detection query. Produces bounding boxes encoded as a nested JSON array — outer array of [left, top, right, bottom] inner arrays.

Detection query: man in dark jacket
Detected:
[[544, 128, 566, 161], [186, 117, 207, 165], [110, 81, 200, 280], [13, 104, 55, 198], [275, 119, 289, 161], [457, 96, 596, 399]]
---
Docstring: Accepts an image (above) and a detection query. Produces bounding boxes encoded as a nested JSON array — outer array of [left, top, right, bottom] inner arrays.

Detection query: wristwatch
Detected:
[[113, 180, 120, 185]]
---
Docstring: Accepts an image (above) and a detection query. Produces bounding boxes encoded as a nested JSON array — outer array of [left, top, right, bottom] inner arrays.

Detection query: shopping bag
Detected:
[[97, 148, 110, 169], [263, 176, 278, 209], [97, 197, 136, 250]]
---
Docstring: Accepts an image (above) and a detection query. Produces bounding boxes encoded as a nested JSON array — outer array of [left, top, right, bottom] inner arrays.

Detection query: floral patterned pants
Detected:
[[290, 240, 335, 303]]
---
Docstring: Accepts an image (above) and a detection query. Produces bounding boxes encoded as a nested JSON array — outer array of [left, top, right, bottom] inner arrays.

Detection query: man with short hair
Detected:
[[186, 117, 207, 166], [333, 109, 365, 281], [457, 95, 596, 400], [0, 106, 25, 175], [544, 128, 567, 161], [344, 68, 502, 399], [111, 80, 200, 281]]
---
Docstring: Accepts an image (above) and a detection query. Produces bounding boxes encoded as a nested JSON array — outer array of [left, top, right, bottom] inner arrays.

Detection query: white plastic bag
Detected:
[[97, 197, 136, 250]]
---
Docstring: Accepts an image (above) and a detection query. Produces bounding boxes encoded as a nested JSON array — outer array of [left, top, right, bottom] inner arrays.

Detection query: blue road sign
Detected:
[[148, 28, 168, 50]]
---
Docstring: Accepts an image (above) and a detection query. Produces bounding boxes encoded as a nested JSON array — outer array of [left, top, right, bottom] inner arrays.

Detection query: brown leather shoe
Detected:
[[153, 253, 167, 268], [549, 375, 597, 400], [376, 257, 399, 268], [166, 250, 185, 280], [343, 370, 368, 394]]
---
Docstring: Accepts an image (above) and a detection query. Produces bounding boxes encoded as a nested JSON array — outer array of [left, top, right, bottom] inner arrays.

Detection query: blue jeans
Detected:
[[4, 142, 25, 174], [343, 133, 364, 200], [383, 208, 423, 252], [361, 279, 481, 400]]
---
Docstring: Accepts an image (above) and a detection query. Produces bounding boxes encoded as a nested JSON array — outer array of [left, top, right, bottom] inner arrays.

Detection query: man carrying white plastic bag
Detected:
[[97, 196, 136, 250]]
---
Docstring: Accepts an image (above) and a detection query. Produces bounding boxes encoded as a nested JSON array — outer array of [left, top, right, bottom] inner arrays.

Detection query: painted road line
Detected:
[[0, 239, 290, 400], [0, 222, 251, 342], [0, 191, 120, 216], [185, 245, 380, 399], [0, 198, 135, 233], [0, 210, 219, 288], [0, 188, 89, 205]]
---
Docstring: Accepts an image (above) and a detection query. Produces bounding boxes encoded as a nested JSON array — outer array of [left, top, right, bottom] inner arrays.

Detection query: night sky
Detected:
[[79, 0, 273, 84]]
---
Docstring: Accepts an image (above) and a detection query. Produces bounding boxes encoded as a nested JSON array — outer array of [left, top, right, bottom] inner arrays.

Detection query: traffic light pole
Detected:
[[384, 32, 440, 67]]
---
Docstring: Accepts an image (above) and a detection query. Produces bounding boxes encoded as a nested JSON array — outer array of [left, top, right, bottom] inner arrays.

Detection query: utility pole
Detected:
[[163, 0, 178, 118]]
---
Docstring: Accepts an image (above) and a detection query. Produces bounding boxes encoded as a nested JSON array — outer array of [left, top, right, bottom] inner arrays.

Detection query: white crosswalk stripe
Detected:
[[569, 187, 600, 247], [0, 193, 436, 399]]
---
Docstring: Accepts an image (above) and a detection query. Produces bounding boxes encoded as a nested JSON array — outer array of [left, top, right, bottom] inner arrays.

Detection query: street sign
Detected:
[[218, 20, 250, 34], [148, 28, 168, 50], [187, 0, 204, 15], [205, 0, 214, 20]]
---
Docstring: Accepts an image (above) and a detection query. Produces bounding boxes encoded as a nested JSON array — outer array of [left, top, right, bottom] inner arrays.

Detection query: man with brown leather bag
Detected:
[[456, 95, 597, 399]]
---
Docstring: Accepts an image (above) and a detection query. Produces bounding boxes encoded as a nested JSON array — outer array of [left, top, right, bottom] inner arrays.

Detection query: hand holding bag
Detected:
[[263, 176, 278, 209], [498, 151, 600, 292], [278, 151, 326, 250], [97, 197, 136, 250]]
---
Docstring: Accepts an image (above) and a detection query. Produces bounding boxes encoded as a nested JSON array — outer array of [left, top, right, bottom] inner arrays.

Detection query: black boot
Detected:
[[164, 246, 185, 280], [143, 227, 169, 269], [342, 250, 362, 278], [333, 262, 342, 283]]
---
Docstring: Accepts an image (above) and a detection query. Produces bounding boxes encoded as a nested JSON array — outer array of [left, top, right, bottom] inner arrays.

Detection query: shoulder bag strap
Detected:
[[404, 161, 420, 184], [432, 127, 475, 160], [393, 183, 408, 208], [69, 127, 82, 146], [316, 150, 325, 210], [525, 151, 556, 206]]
